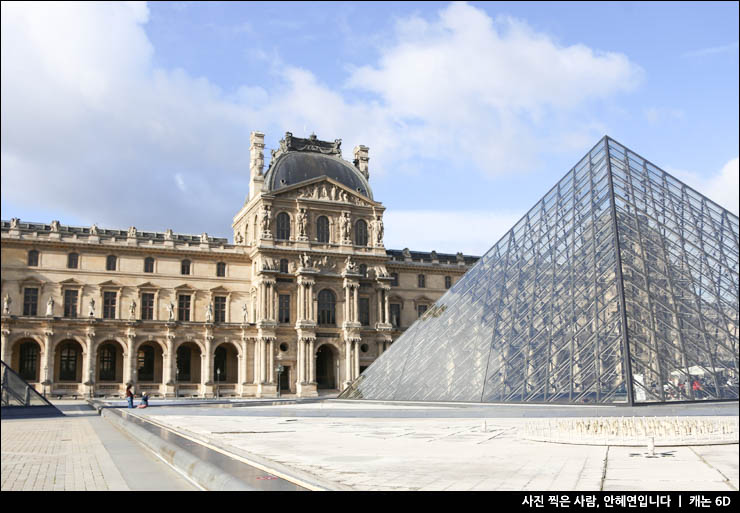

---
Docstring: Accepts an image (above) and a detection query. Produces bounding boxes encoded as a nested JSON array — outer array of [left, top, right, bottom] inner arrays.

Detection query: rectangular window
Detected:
[[103, 291, 117, 319], [391, 273, 399, 286], [178, 294, 191, 321], [141, 293, 154, 320], [214, 296, 227, 323], [359, 297, 370, 326], [278, 294, 290, 324], [445, 276, 452, 289], [390, 303, 401, 327], [417, 304, 428, 318], [418, 274, 425, 288], [23, 288, 38, 316], [64, 289, 78, 318]]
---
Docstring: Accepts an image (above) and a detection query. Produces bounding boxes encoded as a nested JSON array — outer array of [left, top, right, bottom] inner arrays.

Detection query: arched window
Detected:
[[359, 264, 367, 277], [67, 253, 79, 269], [137, 345, 154, 381], [144, 257, 155, 273], [214, 346, 227, 382], [216, 262, 226, 277], [318, 289, 336, 325], [60, 343, 79, 381], [316, 216, 330, 243], [279, 259, 289, 273], [99, 344, 117, 381], [276, 212, 291, 240], [27, 250, 39, 267], [354, 220, 368, 246], [181, 259, 191, 275], [106, 255, 117, 271], [19, 342, 39, 381]]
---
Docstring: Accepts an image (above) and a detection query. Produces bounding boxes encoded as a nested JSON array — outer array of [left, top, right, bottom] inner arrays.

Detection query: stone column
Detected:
[[254, 338, 262, 384], [353, 286, 359, 324], [259, 338, 266, 383], [125, 333, 136, 384], [164, 334, 175, 384], [297, 337, 305, 384], [43, 330, 54, 384], [344, 338, 353, 384], [84, 331, 96, 388], [267, 339, 275, 384], [297, 281, 304, 321], [0, 328, 10, 365], [384, 289, 390, 325], [353, 340, 360, 380], [376, 290, 383, 324], [308, 338, 316, 382], [204, 334, 214, 384]]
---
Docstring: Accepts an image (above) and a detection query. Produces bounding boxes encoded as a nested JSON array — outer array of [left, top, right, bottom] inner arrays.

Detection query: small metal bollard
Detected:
[[647, 437, 655, 456]]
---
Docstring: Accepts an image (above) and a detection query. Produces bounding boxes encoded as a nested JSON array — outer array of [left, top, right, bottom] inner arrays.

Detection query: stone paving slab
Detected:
[[132, 402, 740, 491]]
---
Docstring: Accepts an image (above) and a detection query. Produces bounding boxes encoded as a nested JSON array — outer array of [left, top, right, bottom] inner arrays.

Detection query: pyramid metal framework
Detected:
[[340, 137, 739, 405]]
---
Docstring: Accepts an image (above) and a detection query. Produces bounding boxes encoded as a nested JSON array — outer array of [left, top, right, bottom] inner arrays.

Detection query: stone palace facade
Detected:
[[1, 131, 478, 398]]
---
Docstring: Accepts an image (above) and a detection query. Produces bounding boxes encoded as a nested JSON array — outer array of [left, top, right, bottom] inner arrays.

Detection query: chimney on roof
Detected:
[[249, 131, 265, 200], [353, 145, 369, 180]]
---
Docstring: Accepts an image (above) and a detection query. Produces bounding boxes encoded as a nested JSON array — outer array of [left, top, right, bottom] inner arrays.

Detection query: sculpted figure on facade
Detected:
[[129, 300, 137, 320], [374, 264, 389, 278], [344, 256, 358, 274], [242, 303, 248, 324], [374, 216, 384, 245], [90, 224, 99, 236], [46, 296, 54, 317], [340, 212, 351, 243], [51, 220, 60, 233], [299, 253, 313, 269], [330, 185, 337, 201], [260, 206, 272, 236], [206, 302, 213, 323], [200, 232, 209, 243], [128, 226, 137, 238], [10, 218, 19, 229], [320, 185, 328, 199], [340, 190, 349, 203], [165, 228, 174, 241], [297, 208, 307, 238], [3, 294, 11, 315], [167, 302, 175, 321], [88, 298, 96, 317]]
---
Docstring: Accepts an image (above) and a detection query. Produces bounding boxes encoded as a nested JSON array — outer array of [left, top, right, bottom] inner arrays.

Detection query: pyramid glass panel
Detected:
[[340, 137, 739, 405]]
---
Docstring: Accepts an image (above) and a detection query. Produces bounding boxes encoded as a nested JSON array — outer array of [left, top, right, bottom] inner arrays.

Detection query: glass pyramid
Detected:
[[341, 137, 739, 404]]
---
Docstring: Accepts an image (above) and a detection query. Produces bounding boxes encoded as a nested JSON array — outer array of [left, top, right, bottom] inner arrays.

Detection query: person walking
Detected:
[[126, 384, 134, 408]]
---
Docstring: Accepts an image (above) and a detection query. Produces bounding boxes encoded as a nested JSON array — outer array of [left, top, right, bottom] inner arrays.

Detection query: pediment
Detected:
[[136, 281, 158, 289], [59, 278, 84, 286], [98, 279, 123, 289], [210, 285, 229, 293], [174, 283, 195, 291], [272, 177, 380, 208]]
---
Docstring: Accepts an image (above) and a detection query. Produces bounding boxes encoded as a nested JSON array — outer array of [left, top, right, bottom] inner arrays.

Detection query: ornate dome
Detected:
[[263, 132, 373, 199]]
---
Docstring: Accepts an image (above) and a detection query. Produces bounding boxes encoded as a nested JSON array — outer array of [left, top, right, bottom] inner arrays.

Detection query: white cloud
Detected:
[[384, 209, 521, 255], [668, 158, 739, 216], [1, 1, 644, 249], [682, 41, 739, 58]]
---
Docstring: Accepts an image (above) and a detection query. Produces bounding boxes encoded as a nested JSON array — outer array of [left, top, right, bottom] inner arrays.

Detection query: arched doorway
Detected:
[[175, 342, 202, 397], [11, 338, 42, 383], [316, 344, 337, 390], [97, 341, 124, 383], [136, 341, 164, 383], [55, 340, 84, 383], [213, 343, 238, 384]]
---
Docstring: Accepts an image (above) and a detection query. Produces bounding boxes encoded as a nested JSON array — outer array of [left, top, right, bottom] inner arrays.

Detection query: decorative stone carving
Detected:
[[403, 248, 411, 259], [167, 302, 175, 321], [10, 218, 19, 229], [206, 302, 213, 323], [88, 298, 96, 317], [340, 212, 352, 243], [373, 215, 384, 246], [200, 232, 209, 243], [46, 297, 54, 317], [344, 256, 358, 274], [3, 294, 11, 315], [242, 303, 248, 324], [51, 220, 61, 233], [128, 226, 137, 238], [260, 206, 272, 237], [90, 224, 99, 235], [297, 208, 308, 239], [165, 229, 174, 240], [374, 265, 389, 278], [129, 300, 137, 320], [299, 253, 314, 269]]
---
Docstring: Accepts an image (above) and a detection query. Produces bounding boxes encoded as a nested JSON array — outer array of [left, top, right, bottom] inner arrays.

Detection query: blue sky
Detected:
[[2, 1, 738, 255]]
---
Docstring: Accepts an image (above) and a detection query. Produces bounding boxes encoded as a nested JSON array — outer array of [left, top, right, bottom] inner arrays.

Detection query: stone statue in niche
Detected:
[[341, 212, 351, 242], [374, 215, 384, 245], [129, 300, 137, 320], [51, 220, 60, 233], [297, 208, 307, 238], [260, 206, 272, 235], [46, 296, 54, 316], [89, 298, 96, 317], [167, 302, 175, 321], [242, 303, 248, 323], [3, 294, 11, 315], [206, 302, 213, 323], [299, 253, 313, 269]]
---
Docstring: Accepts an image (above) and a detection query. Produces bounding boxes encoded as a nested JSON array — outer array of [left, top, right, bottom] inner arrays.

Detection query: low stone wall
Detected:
[[520, 416, 739, 446]]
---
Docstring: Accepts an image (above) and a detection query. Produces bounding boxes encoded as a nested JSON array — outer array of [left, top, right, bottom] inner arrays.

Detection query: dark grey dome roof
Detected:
[[263, 133, 373, 199]]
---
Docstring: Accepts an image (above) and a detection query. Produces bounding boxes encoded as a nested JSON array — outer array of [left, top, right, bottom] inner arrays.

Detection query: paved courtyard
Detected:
[[130, 400, 739, 491], [1, 401, 194, 491]]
